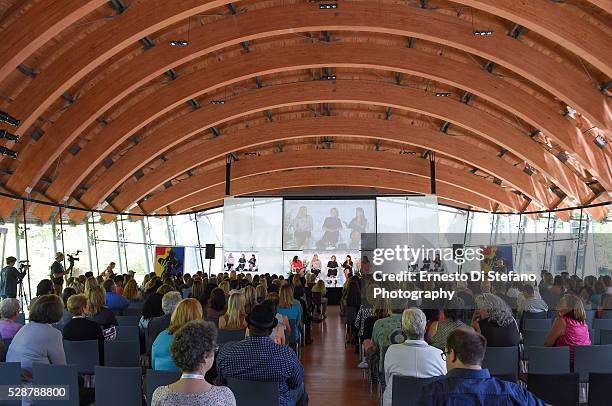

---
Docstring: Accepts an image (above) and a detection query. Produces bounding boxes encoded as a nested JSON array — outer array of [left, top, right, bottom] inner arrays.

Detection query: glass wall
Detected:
[[3, 196, 609, 306]]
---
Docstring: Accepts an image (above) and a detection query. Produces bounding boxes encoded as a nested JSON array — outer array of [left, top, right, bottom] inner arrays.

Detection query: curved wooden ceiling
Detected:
[[0, 0, 610, 223]]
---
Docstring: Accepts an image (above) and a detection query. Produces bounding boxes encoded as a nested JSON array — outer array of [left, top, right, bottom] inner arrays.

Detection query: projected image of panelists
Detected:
[[316, 208, 343, 250], [344, 207, 368, 250], [290, 206, 314, 250]]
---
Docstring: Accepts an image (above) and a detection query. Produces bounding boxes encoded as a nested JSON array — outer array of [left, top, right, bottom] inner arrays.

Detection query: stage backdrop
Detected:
[[154, 246, 185, 276]]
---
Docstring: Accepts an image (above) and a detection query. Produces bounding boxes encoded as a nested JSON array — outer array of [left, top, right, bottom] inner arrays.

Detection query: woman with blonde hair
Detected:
[[243, 285, 257, 315], [544, 294, 591, 369], [311, 279, 328, 316], [152, 298, 203, 371], [277, 282, 302, 342], [255, 284, 267, 304], [219, 292, 247, 331], [84, 277, 98, 297], [218, 280, 230, 297], [123, 279, 141, 302], [190, 278, 204, 300], [87, 285, 117, 329]]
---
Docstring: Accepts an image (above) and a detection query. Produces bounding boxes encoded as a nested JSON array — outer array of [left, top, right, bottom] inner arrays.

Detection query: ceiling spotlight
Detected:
[[320, 75, 336, 80], [435, 92, 451, 97], [319, 3, 338, 9], [0, 129, 19, 141], [523, 165, 535, 176], [0, 146, 18, 159], [558, 151, 570, 162], [594, 135, 608, 148], [169, 40, 190, 46], [473, 30, 494, 36], [0, 111, 20, 127], [209, 100, 226, 105]]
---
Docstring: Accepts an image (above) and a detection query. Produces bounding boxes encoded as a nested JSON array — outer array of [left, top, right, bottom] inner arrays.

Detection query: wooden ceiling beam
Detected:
[[100, 115, 553, 214], [135, 149, 522, 214], [4, 1, 609, 199], [167, 167, 494, 214], [0, 0, 107, 83], [453, 0, 611, 77]]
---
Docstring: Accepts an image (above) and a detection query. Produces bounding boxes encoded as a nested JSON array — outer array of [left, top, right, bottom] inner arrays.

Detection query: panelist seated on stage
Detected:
[[291, 256, 305, 276], [327, 255, 339, 277]]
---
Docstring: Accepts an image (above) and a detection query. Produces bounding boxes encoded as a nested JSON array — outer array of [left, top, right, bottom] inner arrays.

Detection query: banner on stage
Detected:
[[154, 246, 185, 277], [479, 245, 513, 273]]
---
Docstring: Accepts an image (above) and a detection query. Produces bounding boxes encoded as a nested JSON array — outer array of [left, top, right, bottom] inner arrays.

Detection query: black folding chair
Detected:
[[527, 373, 579, 406], [482, 346, 519, 382], [32, 363, 79, 406], [145, 369, 181, 406], [226, 377, 280, 406], [0, 362, 21, 406], [587, 372, 612, 406], [95, 366, 142, 406], [392, 375, 441, 406]]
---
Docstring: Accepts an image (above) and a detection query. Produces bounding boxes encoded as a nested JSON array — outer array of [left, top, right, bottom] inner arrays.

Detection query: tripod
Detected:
[[17, 279, 29, 311]]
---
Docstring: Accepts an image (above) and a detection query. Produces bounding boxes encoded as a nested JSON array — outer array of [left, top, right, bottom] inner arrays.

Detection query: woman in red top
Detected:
[[291, 256, 304, 276]]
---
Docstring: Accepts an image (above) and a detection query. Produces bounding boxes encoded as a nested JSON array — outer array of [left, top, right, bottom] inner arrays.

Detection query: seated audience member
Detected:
[[87, 285, 118, 329], [148, 291, 182, 348], [371, 297, 406, 373], [152, 320, 236, 406], [311, 279, 328, 316], [217, 304, 308, 406], [140, 282, 167, 330], [544, 294, 591, 369], [55, 287, 76, 331], [383, 308, 446, 406], [36, 279, 55, 297], [278, 282, 302, 343], [243, 285, 257, 316], [152, 298, 203, 371], [219, 292, 247, 331], [123, 279, 142, 302], [0, 298, 22, 340], [420, 328, 545, 405], [113, 275, 125, 296], [472, 293, 519, 347], [517, 284, 548, 319], [263, 295, 287, 345], [206, 288, 227, 321], [190, 278, 205, 300], [428, 297, 467, 350], [102, 279, 129, 310], [7, 295, 66, 376], [62, 294, 104, 363]]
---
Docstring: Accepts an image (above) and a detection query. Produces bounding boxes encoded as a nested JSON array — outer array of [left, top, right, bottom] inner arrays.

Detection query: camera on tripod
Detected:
[[18, 260, 30, 270], [67, 251, 82, 263]]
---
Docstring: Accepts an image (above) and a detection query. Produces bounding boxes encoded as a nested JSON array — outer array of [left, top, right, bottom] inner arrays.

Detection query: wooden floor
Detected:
[[302, 306, 377, 405]]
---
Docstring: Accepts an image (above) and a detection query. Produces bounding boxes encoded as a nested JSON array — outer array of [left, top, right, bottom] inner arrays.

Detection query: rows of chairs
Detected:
[[0, 362, 281, 406], [389, 372, 611, 406]]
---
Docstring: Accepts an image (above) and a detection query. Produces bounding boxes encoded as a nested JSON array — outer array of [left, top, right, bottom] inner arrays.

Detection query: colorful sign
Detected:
[[480, 245, 513, 273], [154, 246, 185, 277]]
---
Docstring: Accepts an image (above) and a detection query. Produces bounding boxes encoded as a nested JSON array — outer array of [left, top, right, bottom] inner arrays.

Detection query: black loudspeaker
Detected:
[[205, 244, 215, 259]]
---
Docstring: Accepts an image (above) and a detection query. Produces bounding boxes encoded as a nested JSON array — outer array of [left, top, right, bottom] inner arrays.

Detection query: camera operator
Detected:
[[50, 252, 73, 295], [0, 257, 27, 299]]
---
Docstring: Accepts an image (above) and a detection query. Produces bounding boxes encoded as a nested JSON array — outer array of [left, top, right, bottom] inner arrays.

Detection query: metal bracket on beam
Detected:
[[385, 107, 392, 120]]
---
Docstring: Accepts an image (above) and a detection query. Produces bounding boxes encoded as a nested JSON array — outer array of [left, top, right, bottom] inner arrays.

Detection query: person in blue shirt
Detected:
[[102, 279, 129, 310], [420, 328, 545, 406], [152, 298, 203, 371], [217, 304, 308, 406]]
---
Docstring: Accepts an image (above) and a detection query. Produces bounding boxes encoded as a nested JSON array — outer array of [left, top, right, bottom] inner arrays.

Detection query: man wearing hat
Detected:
[[217, 304, 309, 406], [50, 252, 72, 295], [0, 256, 26, 299]]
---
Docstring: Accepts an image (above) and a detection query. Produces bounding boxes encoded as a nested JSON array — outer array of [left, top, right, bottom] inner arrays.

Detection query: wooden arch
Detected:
[[3, 2, 610, 201], [24, 41, 610, 206], [135, 149, 522, 214], [65, 114, 556, 224], [61, 80, 595, 210]]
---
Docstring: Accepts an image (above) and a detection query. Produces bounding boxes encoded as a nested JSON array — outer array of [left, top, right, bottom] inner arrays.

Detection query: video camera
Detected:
[[18, 260, 30, 270], [67, 251, 82, 263]]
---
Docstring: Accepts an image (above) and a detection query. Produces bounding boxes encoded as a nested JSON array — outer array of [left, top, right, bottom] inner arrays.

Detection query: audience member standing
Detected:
[[0, 256, 26, 299]]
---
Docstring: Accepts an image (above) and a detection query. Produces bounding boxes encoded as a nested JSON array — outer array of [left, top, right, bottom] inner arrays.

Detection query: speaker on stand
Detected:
[[205, 244, 215, 277]]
